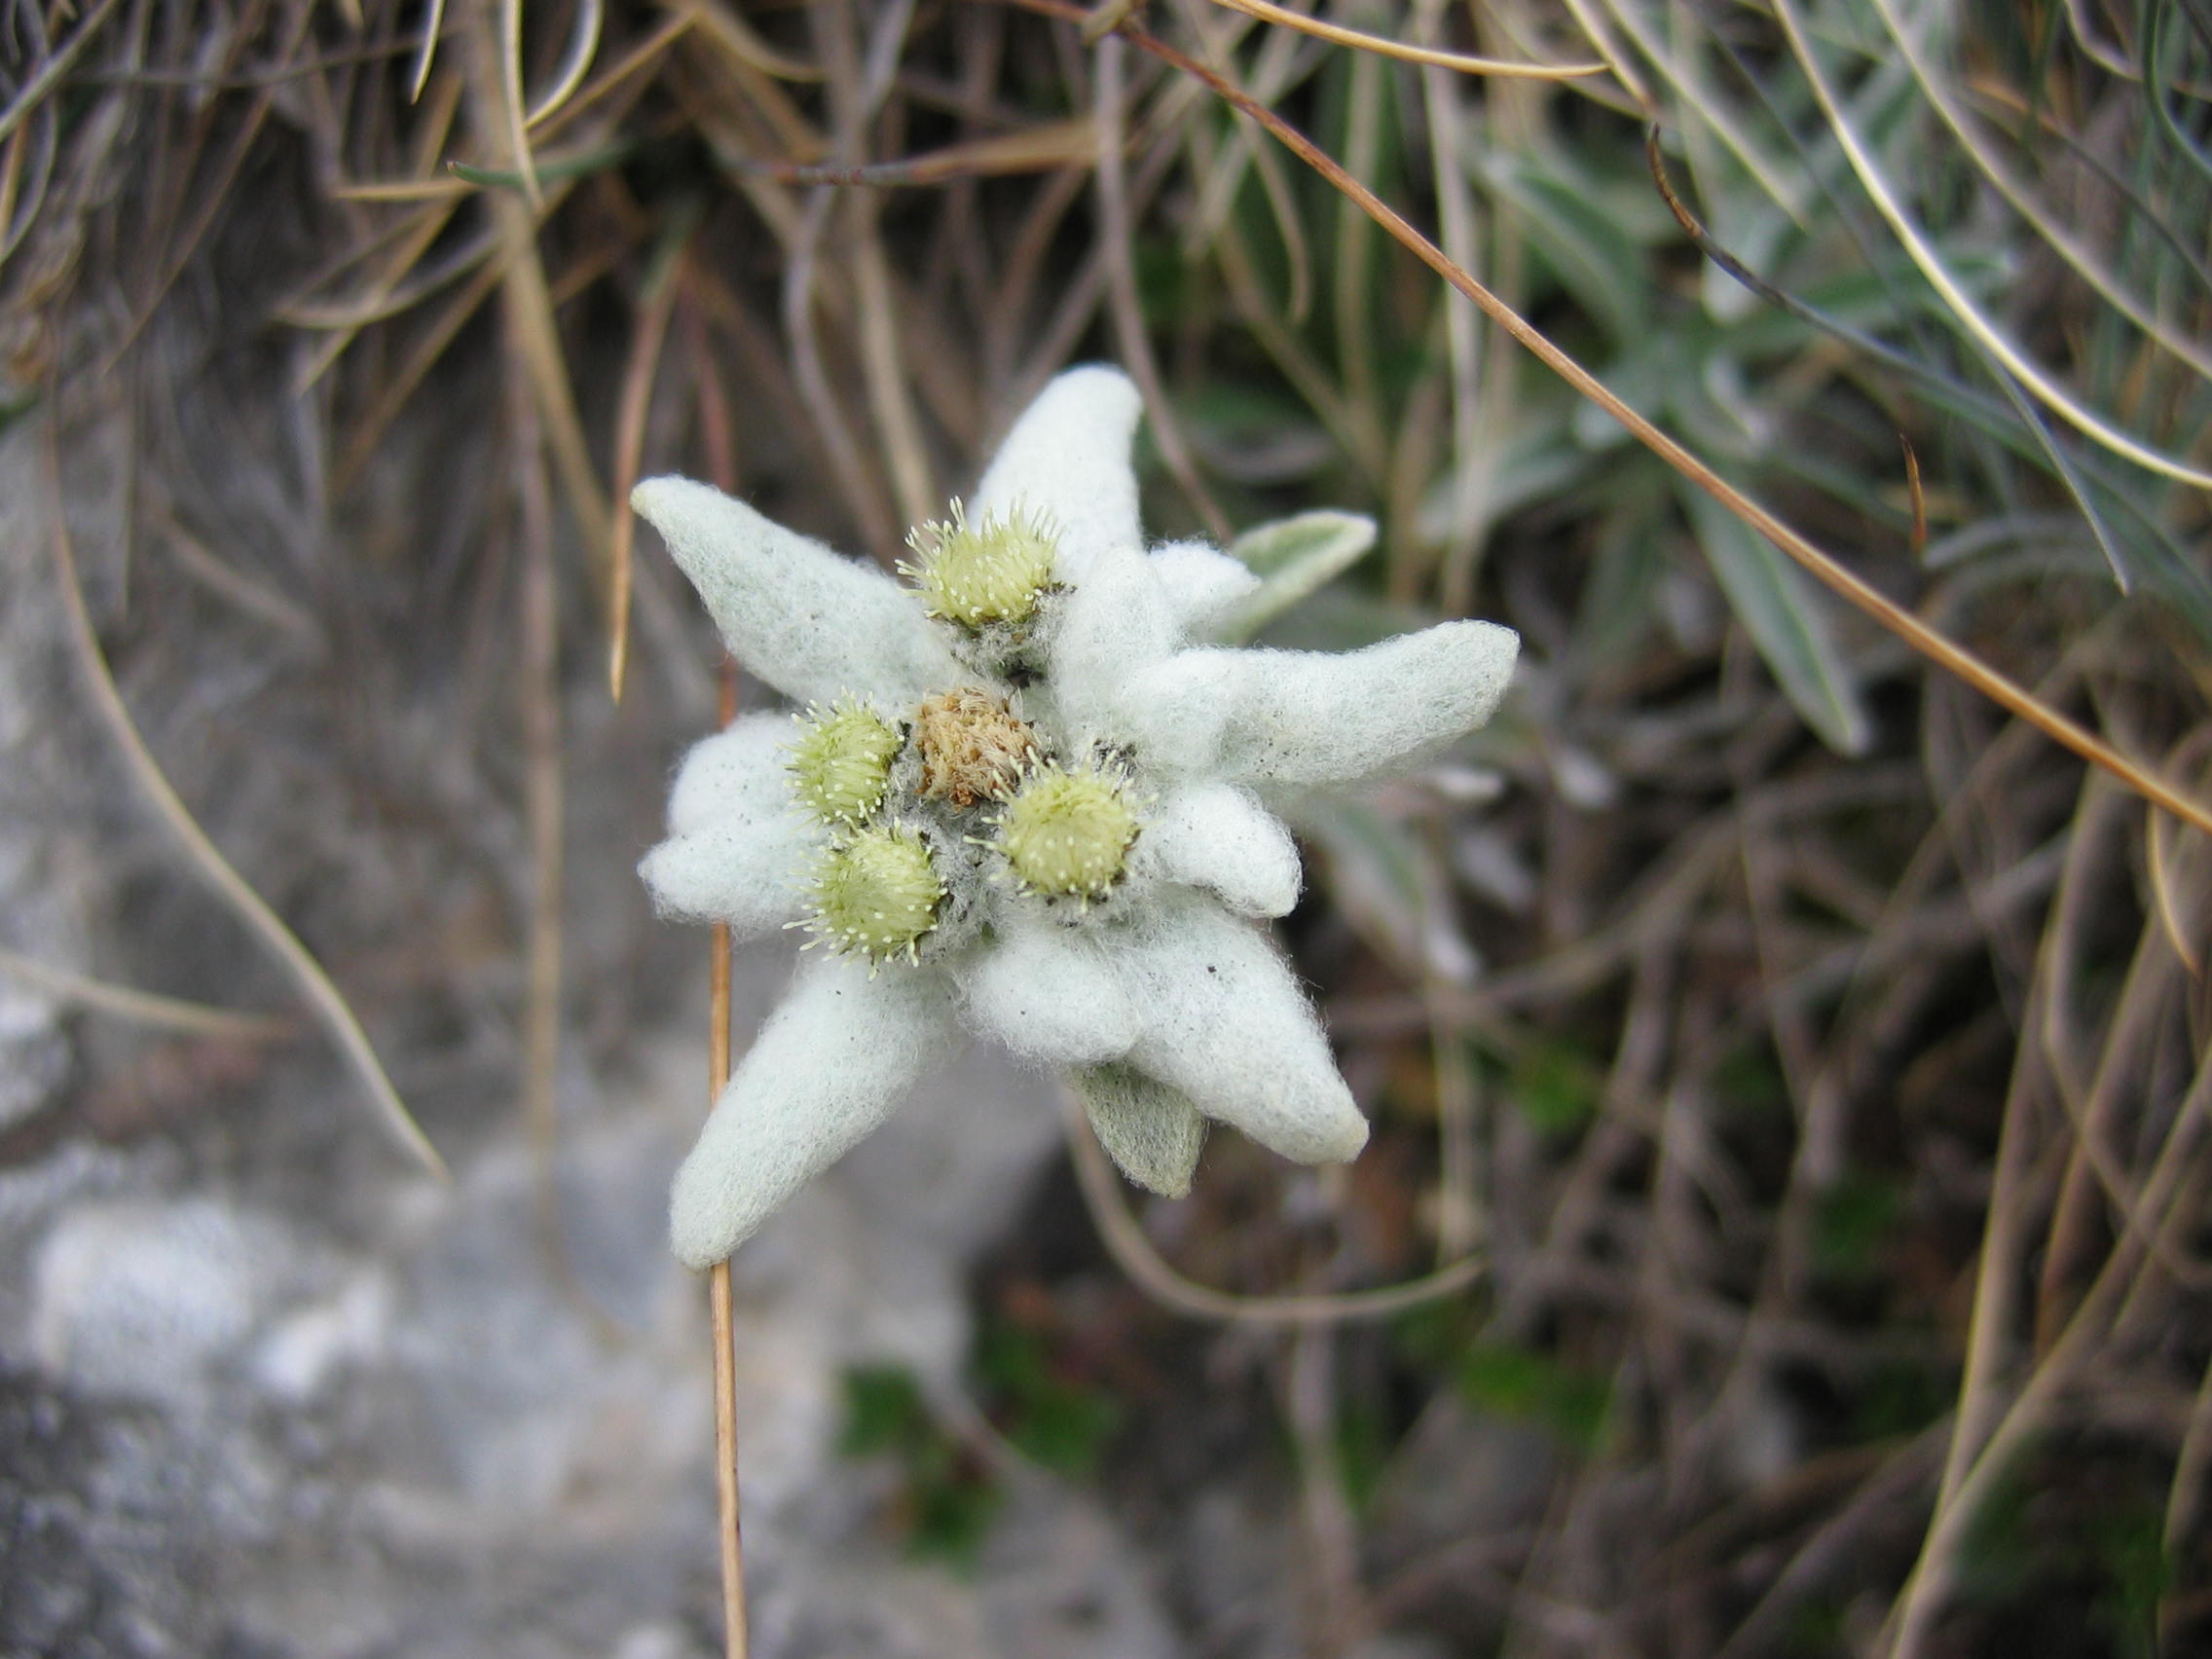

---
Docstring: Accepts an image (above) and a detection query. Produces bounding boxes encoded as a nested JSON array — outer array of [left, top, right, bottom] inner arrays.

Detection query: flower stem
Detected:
[[708, 660, 750, 1659]]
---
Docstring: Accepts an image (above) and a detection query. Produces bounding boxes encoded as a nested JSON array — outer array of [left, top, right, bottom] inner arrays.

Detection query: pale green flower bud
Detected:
[[996, 762, 1139, 901], [789, 701, 903, 825], [900, 498, 1057, 628], [801, 824, 944, 965]]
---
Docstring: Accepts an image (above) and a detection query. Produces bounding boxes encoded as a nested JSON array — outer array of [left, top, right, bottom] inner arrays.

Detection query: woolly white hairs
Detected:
[[636, 365, 1521, 1270]]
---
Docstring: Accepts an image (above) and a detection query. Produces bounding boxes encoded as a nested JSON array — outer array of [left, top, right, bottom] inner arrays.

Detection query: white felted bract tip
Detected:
[[965, 922, 1138, 1068], [643, 718, 818, 934], [669, 956, 959, 1268], [970, 367, 1142, 585], [1110, 896, 1369, 1165], [666, 715, 802, 835], [632, 477, 958, 707], [1126, 620, 1520, 787], [1135, 782, 1301, 917], [1075, 1063, 1206, 1198]]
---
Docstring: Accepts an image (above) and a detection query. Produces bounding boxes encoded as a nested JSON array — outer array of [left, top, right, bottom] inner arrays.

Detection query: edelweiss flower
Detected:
[[637, 367, 1518, 1269]]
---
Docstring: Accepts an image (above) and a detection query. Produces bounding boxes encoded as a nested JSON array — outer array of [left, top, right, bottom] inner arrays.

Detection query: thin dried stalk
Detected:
[[706, 658, 749, 1659], [0, 943, 295, 1042], [1062, 1081, 1483, 1325], [1209, 0, 1605, 79], [45, 427, 447, 1180]]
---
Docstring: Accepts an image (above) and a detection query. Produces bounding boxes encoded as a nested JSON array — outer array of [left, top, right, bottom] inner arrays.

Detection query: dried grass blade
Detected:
[[677, 0, 825, 82], [1209, 0, 1605, 79], [410, 0, 450, 99], [608, 208, 697, 702], [1772, 0, 2212, 491], [1063, 1080, 1484, 1325], [853, 216, 936, 531], [44, 430, 447, 1179], [498, 0, 542, 210], [526, 0, 604, 126], [2147, 739, 2211, 975], [332, 257, 505, 496], [463, 6, 610, 559], [330, 177, 473, 203], [0, 0, 125, 149], [1870, 0, 2212, 384], [731, 115, 1100, 184], [0, 943, 295, 1042], [1590, 0, 1805, 217], [1094, 35, 1232, 542]]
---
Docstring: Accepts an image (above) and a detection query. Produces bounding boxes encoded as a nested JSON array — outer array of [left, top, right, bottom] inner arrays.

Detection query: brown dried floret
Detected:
[[912, 687, 1039, 809]]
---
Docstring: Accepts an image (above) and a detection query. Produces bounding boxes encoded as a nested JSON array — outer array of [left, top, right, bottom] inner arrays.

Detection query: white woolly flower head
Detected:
[[635, 365, 1520, 1269]]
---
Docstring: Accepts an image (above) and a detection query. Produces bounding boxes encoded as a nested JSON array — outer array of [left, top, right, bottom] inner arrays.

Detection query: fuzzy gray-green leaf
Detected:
[[1214, 510, 1377, 643]]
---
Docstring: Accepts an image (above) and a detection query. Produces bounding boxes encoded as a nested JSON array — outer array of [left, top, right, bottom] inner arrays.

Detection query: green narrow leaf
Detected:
[[1678, 484, 1871, 756], [1213, 510, 1378, 643]]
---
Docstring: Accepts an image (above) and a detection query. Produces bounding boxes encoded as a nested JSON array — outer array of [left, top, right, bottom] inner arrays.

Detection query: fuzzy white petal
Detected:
[[666, 715, 793, 834], [1133, 782, 1301, 918], [1075, 1064, 1206, 1198], [971, 367, 1143, 586], [633, 477, 957, 707], [1047, 540, 1177, 741], [1125, 620, 1519, 787], [1149, 538, 1261, 638], [1108, 896, 1367, 1164], [964, 922, 1139, 1068], [669, 956, 960, 1267], [637, 821, 814, 935], [642, 718, 818, 933]]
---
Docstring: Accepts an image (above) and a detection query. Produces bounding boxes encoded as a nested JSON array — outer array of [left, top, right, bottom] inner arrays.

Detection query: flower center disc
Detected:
[[914, 688, 1038, 809]]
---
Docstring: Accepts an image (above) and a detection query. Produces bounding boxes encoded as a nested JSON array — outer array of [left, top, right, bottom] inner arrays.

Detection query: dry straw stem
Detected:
[[731, 116, 1101, 186], [1062, 1081, 1483, 1326], [708, 658, 750, 1659], [0, 0, 125, 148], [524, 0, 604, 127], [461, 0, 610, 562], [43, 430, 447, 1181], [1209, 0, 1606, 80], [1770, 0, 2212, 492], [1066, 2, 2212, 841], [1864, 0, 2212, 385], [0, 943, 295, 1043], [607, 212, 697, 703]]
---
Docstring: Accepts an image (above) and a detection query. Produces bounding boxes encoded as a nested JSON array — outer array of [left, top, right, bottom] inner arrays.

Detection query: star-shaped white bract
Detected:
[[637, 367, 1519, 1269]]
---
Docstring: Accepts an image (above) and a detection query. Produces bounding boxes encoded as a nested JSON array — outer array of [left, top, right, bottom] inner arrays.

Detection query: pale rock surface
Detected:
[[0, 420, 1188, 1659]]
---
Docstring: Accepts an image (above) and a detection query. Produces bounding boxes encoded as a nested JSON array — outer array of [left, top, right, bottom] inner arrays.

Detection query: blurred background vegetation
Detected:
[[7, 0, 2212, 1652]]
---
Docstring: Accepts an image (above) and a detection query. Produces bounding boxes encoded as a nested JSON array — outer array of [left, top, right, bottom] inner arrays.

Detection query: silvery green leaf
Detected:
[[1680, 484, 1871, 757], [1072, 1063, 1206, 1198], [1210, 510, 1378, 644]]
